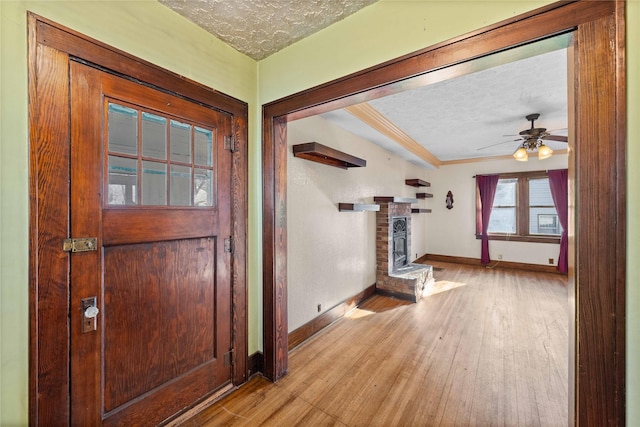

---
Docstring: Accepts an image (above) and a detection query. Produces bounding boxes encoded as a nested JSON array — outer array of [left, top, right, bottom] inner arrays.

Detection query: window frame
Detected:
[[105, 98, 218, 209], [475, 170, 561, 244]]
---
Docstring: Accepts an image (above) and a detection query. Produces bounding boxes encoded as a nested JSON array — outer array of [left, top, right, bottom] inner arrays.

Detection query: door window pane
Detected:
[[108, 156, 137, 205], [106, 101, 215, 208], [142, 112, 167, 160], [194, 127, 213, 167], [142, 161, 167, 206], [170, 165, 192, 206], [194, 169, 213, 207], [170, 120, 191, 163], [108, 103, 138, 155]]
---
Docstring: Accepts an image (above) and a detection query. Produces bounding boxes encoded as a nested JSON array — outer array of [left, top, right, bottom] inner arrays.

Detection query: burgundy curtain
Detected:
[[548, 169, 569, 273], [477, 175, 499, 264]]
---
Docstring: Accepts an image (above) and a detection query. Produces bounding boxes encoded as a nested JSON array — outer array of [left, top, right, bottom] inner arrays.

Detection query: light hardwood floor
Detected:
[[180, 261, 568, 426]]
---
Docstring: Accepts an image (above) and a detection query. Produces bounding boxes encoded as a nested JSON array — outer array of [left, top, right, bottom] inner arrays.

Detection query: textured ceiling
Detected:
[[159, 0, 378, 60], [320, 34, 571, 169]]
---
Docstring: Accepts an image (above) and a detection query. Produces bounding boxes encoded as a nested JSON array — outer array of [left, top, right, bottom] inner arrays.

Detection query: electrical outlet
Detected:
[[317, 304, 322, 313], [497, 254, 503, 260], [549, 258, 554, 265]]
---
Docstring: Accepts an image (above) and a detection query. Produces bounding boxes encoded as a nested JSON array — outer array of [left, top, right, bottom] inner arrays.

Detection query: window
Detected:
[[477, 171, 561, 243], [106, 101, 216, 207], [529, 177, 560, 235], [488, 178, 517, 234]]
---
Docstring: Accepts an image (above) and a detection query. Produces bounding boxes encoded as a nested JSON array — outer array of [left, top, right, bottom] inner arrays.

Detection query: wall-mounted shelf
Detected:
[[373, 196, 418, 204], [405, 179, 431, 187], [412, 208, 432, 213], [293, 142, 366, 169], [338, 203, 380, 212], [416, 193, 433, 199]]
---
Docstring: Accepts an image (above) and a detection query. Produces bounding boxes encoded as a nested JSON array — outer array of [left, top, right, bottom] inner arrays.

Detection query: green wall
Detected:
[[0, 1, 259, 424], [1, 0, 637, 425]]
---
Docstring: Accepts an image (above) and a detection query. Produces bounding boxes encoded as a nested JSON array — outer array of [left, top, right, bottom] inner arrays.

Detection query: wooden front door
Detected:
[[69, 61, 233, 425]]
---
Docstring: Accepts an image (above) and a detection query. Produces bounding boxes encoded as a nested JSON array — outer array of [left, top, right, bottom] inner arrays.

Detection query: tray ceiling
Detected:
[[320, 37, 570, 169]]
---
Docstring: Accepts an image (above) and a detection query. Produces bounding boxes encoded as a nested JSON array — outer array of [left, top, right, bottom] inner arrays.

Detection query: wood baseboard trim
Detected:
[[417, 253, 563, 275], [288, 284, 377, 351], [248, 351, 264, 377]]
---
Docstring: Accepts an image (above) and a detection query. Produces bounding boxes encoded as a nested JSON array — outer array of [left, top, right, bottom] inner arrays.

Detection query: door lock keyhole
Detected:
[[81, 297, 99, 333]]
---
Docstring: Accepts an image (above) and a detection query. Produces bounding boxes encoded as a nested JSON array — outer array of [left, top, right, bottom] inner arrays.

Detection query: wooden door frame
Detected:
[[262, 1, 626, 425], [28, 13, 248, 425]]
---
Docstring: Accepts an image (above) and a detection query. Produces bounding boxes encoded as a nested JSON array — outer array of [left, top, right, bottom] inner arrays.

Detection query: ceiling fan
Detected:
[[479, 113, 568, 161]]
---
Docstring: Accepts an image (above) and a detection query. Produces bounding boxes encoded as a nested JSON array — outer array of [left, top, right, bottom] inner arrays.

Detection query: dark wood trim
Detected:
[[263, 1, 612, 121], [28, 14, 72, 425], [288, 284, 376, 350], [262, 115, 289, 380], [28, 13, 249, 424], [231, 108, 249, 386], [574, 2, 626, 424], [248, 352, 264, 378], [262, 2, 625, 425], [418, 253, 563, 275], [614, 4, 627, 424]]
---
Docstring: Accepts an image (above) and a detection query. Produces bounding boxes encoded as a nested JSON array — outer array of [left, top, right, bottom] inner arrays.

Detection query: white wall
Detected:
[[425, 154, 568, 266], [287, 115, 430, 331]]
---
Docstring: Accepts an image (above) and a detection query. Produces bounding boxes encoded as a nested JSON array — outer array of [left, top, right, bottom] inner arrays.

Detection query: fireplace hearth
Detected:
[[376, 200, 434, 302]]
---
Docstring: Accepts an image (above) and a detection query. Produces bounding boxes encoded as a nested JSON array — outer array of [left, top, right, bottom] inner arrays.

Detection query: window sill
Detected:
[[475, 234, 561, 244]]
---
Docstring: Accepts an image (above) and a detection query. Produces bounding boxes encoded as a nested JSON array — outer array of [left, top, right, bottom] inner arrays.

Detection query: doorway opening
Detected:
[[262, 2, 626, 425]]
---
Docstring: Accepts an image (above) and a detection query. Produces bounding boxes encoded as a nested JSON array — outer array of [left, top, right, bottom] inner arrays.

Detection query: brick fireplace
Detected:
[[375, 199, 434, 302]]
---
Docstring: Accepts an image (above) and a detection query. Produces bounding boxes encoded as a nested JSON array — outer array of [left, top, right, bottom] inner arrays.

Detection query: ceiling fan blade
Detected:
[[477, 138, 520, 151], [543, 135, 568, 142]]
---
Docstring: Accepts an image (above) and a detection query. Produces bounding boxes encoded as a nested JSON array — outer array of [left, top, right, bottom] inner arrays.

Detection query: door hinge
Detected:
[[224, 135, 236, 153], [223, 349, 234, 367], [62, 237, 98, 253], [224, 236, 234, 254]]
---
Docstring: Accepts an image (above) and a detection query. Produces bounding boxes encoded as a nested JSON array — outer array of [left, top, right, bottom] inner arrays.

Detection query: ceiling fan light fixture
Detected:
[[513, 146, 528, 161], [538, 144, 553, 160]]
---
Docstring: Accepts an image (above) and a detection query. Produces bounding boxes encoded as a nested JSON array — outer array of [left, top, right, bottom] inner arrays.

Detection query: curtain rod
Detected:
[[473, 169, 560, 178]]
